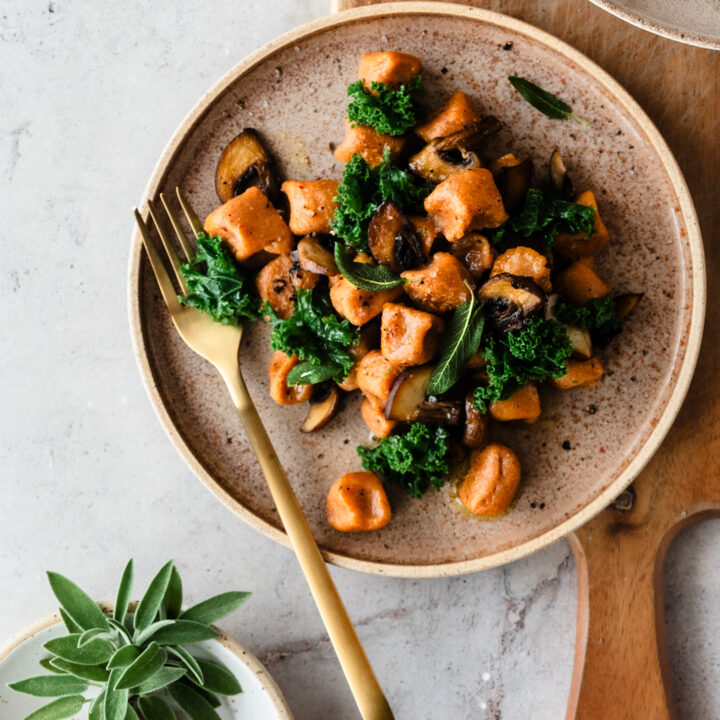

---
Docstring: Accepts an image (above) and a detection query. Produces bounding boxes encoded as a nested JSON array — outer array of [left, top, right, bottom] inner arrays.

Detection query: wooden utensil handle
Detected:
[[220, 363, 394, 720], [567, 518, 675, 720]]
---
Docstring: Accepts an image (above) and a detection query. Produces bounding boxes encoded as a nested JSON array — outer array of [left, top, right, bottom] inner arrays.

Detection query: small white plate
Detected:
[[0, 613, 293, 720]]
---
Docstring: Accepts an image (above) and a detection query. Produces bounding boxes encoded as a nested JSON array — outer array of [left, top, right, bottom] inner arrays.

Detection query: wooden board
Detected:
[[335, 1, 719, 717]]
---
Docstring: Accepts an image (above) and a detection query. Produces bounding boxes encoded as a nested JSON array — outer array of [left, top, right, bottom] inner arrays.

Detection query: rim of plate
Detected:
[[127, 2, 705, 578], [586, 0, 720, 50], [0, 603, 293, 719]]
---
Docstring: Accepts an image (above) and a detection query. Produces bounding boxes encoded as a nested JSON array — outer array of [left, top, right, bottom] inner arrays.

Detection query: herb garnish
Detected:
[[508, 75, 589, 126], [555, 296, 624, 341], [347, 75, 423, 136], [265, 287, 359, 384], [357, 423, 450, 498], [333, 243, 404, 291], [427, 290, 485, 396], [488, 187, 596, 250], [9, 560, 249, 720], [331, 149, 431, 252], [473, 317, 573, 412], [179, 232, 260, 324]]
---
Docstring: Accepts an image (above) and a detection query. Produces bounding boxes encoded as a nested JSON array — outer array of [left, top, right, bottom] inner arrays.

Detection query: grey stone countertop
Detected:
[[1, 1, 719, 718]]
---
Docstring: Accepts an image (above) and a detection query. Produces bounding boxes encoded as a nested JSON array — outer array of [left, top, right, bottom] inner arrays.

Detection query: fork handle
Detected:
[[219, 363, 394, 720]]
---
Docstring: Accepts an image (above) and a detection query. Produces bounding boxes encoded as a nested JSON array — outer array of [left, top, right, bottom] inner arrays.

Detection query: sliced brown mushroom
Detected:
[[216, 129, 280, 204], [451, 232, 497, 281], [495, 158, 534, 213], [432, 116, 503, 152], [409, 143, 481, 184], [548, 149, 575, 200], [416, 400, 463, 426], [301, 384, 340, 432], [478, 273, 546, 333], [368, 201, 425, 272], [385, 365, 433, 421], [614, 292, 644, 320], [297, 236, 338, 276], [463, 392, 491, 448]]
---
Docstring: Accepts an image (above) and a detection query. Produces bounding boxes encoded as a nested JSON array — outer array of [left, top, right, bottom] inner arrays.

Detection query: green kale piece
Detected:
[[473, 318, 573, 412], [179, 232, 260, 324], [357, 423, 451, 499], [264, 287, 359, 383], [346, 75, 423, 136], [331, 149, 430, 252]]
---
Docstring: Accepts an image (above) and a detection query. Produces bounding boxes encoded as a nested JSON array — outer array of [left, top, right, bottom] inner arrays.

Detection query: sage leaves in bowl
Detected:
[[9, 560, 250, 720]]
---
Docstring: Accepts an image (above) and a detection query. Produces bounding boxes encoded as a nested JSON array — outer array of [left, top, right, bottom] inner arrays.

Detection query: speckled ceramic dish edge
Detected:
[[127, 2, 705, 578]]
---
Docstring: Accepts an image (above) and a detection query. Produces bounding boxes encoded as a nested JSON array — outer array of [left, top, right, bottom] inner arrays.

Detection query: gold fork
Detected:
[[133, 189, 394, 720]]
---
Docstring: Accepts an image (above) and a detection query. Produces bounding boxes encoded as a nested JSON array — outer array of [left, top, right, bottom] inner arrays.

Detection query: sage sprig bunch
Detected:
[[9, 560, 250, 720]]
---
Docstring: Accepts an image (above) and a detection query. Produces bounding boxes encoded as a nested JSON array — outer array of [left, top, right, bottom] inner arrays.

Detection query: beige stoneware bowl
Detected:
[[128, 3, 705, 577]]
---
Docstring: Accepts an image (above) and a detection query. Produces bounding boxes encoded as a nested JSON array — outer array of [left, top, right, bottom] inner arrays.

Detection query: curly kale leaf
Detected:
[[179, 232, 261, 324], [555, 297, 624, 335], [347, 75, 423, 137], [357, 423, 450, 499], [331, 149, 431, 252], [473, 318, 573, 412], [487, 188, 596, 250], [264, 287, 359, 384]]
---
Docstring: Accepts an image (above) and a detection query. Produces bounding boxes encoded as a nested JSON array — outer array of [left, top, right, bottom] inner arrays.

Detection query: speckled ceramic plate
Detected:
[[0, 610, 293, 719], [587, 0, 720, 49], [127, 3, 704, 577]]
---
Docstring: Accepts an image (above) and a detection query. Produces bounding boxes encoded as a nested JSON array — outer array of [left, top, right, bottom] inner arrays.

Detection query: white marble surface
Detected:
[[1, 1, 719, 718]]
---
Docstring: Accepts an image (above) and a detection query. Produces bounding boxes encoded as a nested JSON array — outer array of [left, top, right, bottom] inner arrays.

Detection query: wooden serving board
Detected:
[[335, 1, 719, 717]]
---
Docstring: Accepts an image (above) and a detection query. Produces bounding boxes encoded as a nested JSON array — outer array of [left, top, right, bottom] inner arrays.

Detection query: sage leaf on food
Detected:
[[114, 559, 134, 624], [427, 292, 485, 395], [131, 666, 186, 695], [114, 643, 166, 691], [46, 572, 109, 632], [163, 566, 183, 619], [133, 560, 174, 634], [167, 646, 204, 684], [149, 620, 218, 645], [9, 675, 89, 698], [286, 362, 338, 387], [194, 659, 242, 696], [508, 75, 589, 126], [107, 645, 141, 670], [180, 591, 251, 624], [44, 635, 114, 666], [104, 669, 129, 720], [168, 681, 222, 720], [334, 243, 404, 291], [49, 658, 110, 683], [24, 695, 86, 720], [138, 695, 175, 720]]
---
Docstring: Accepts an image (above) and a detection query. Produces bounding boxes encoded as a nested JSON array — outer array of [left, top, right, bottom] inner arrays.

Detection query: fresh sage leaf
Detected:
[[194, 659, 242, 696], [47, 572, 109, 632], [44, 635, 114, 666], [334, 243, 404, 291], [24, 695, 86, 720], [115, 643, 166, 691], [180, 591, 251, 625], [114, 559, 134, 624], [150, 620, 218, 645], [427, 293, 485, 395], [104, 669, 129, 720], [138, 695, 175, 720], [133, 560, 174, 634], [39, 658, 66, 675], [125, 705, 140, 720], [78, 628, 111, 648], [508, 75, 589, 126], [133, 620, 176, 646], [88, 690, 105, 720], [163, 566, 183, 619], [168, 681, 222, 720], [107, 645, 140, 670], [286, 362, 337, 387], [131, 666, 186, 695], [167, 646, 204, 684], [9, 675, 89, 698], [107, 618, 133, 645], [58, 609, 82, 635], [182, 679, 221, 708], [49, 658, 110, 683]]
